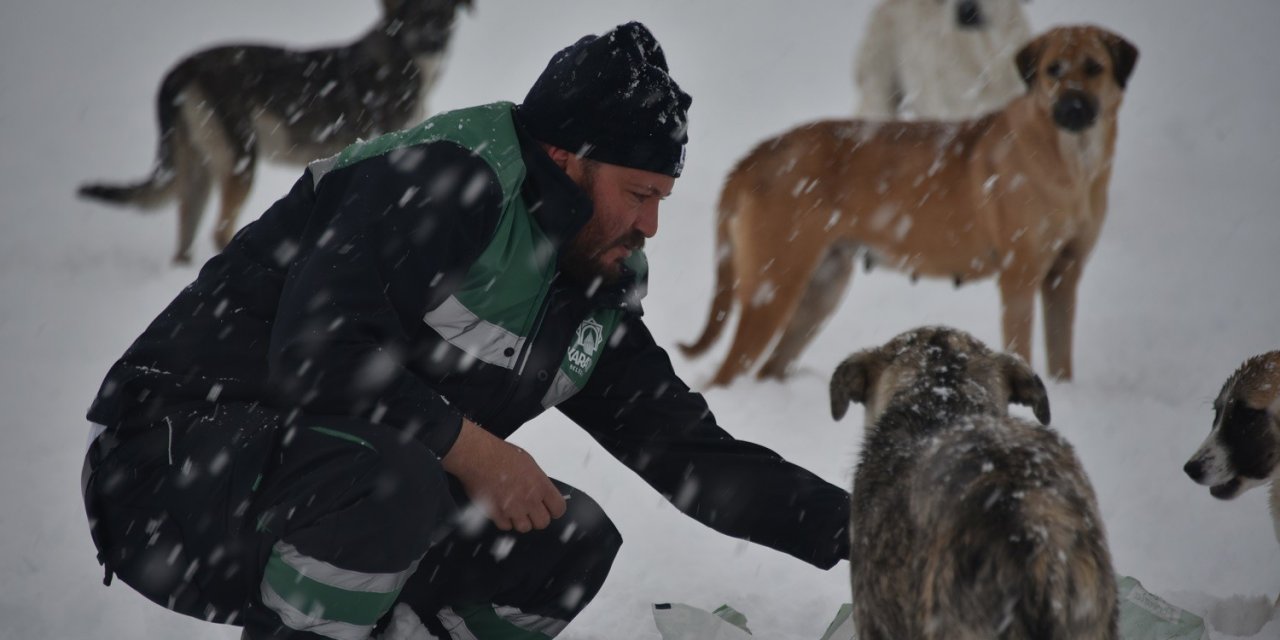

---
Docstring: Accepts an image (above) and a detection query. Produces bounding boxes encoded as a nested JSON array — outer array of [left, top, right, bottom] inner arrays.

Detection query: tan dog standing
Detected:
[[682, 25, 1138, 386]]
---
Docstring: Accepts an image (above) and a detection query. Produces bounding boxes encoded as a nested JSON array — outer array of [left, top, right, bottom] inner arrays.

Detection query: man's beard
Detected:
[[560, 166, 644, 288], [561, 228, 645, 288]]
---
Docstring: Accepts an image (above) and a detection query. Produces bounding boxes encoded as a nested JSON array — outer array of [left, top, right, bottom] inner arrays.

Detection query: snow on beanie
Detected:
[[517, 21, 692, 178]]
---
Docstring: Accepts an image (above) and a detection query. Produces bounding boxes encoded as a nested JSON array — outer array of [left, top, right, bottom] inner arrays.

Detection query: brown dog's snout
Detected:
[[1052, 90, 1098, 132]]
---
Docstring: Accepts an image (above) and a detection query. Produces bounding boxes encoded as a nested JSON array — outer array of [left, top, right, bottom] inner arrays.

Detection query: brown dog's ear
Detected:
[[1015, 37, 1045, 89], [1102, 32, 1139, 89], [831, 352, 879, 421], [1000, 354, 1051, 424]]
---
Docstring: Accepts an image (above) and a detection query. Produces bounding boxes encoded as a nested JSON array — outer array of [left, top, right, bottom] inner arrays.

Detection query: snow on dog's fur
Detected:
[[855, 0, 1031, 120], [831, 326, 1117, 640]]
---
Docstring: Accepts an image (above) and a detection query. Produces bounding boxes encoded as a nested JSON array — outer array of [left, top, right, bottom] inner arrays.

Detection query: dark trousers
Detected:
[[82, 403, 622, 639]]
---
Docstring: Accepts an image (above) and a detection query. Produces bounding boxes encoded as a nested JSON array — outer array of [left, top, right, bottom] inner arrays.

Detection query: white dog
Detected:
[[854, 0, 1031, 120]]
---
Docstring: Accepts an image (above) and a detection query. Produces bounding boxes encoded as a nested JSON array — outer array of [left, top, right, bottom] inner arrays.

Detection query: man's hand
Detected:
[[442, 418, 567, 532]]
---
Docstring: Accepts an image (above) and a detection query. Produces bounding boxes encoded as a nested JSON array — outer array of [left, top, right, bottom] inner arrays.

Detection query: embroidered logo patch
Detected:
[[568, 318, 604, 376]]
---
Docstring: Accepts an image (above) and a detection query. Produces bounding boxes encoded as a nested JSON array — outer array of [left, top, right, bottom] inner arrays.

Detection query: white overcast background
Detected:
[[1, 1, 1278, 638]]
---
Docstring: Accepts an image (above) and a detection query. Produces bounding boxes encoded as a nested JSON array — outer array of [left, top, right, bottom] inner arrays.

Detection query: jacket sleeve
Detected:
[[268, 142, 503, 458], [557, 316, 851, 569]]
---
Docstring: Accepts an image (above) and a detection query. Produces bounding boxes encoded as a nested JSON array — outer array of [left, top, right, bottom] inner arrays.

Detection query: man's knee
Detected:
[[270, 423, 454, 559], [370, 447, 454, 553], [555, 484, 623, 565]]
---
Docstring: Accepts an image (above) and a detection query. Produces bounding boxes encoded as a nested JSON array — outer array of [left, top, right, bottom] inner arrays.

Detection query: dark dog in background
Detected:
[[78, 0, 472, 263], [831, 326, 1117, 639], [1185, 351, 1280, 580]]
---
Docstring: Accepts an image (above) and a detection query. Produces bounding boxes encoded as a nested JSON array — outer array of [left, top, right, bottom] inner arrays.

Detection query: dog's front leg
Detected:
[[1041, 245, 1087, 381], [758, 243, 857, 379], [998, 272, 1038, 368]]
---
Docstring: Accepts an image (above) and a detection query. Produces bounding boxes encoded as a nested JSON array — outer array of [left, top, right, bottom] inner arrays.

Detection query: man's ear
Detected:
[[543, 144, 590, 186], [543, 144, 574, 172]]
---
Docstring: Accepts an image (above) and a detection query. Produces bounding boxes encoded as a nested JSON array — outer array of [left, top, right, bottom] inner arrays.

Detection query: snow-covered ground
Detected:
[[1, 1, 1278, 638]]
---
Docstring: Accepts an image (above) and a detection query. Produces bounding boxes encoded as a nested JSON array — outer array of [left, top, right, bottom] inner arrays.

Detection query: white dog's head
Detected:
[[916, 0, 1029, 32], [1185, 352, 1280, 499]]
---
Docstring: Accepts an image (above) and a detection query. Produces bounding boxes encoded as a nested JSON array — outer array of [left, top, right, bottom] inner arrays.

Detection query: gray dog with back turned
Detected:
[[831, 326, 1117, 640]]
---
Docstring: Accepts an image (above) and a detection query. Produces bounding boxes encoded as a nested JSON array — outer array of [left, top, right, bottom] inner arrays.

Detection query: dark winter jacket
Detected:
[[86, 102, 851, 569]]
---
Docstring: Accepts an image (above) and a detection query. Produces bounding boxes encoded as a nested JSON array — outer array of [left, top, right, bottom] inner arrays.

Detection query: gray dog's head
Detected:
[[830, 326, 1050, 427]]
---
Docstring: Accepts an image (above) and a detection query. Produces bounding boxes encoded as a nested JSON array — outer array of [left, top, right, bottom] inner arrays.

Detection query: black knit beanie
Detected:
[[517, 22, 692, 178]]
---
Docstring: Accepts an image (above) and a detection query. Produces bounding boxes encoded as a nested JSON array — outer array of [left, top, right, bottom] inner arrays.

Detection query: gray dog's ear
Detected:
[[1000, 354, 1051, 425], [1102, 32, 1139, 89], [1015, 37, 1046, 88], [830, 352, 878, 421]]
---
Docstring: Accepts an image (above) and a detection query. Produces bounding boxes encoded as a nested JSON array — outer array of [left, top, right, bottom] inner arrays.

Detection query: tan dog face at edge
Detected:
[[1182, 350, 1274, 514], [1185, 352, 1280, 502], [1183, 351, 1280, 597], [682, 25, 1139, 387]]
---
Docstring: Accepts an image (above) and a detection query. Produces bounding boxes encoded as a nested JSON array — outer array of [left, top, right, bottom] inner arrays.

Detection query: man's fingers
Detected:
[[545, 488, 568, 519], [530, 503, 552, 530], [511, 514, 534, 534]]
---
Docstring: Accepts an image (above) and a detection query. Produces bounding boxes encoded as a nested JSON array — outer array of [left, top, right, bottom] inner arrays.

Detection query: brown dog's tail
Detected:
[[679, 178, 741, 358], [78, 64, 189, 210]]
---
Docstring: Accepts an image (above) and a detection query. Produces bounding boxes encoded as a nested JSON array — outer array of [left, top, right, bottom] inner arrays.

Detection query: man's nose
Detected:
[[636, 204, 659, 238]]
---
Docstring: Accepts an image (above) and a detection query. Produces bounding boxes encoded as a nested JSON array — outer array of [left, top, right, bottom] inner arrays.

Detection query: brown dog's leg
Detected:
[[998, 272, 1038, 367], [710, 250, 828, 386], [1042, 247, 1085, 381], [758, 243, 856, 379]]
